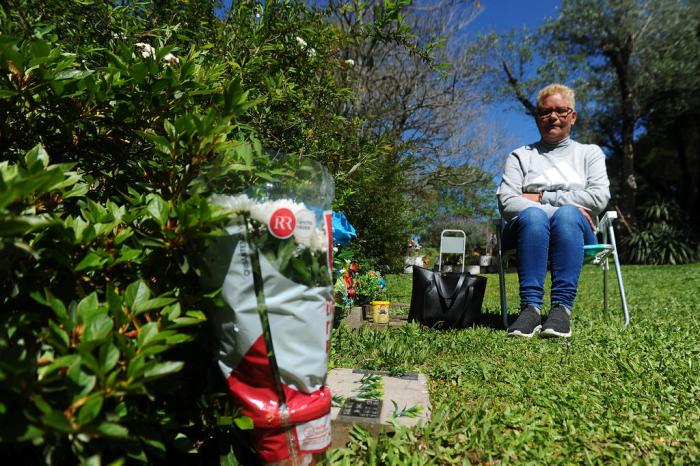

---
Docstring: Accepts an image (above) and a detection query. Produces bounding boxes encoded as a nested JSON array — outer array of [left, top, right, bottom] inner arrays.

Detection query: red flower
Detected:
[[349, 262, 360, 273], [347, 288, 356, 298], [343, 273, 353, 288]]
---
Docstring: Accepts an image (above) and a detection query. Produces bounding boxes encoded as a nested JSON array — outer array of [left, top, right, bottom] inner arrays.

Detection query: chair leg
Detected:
[[498, 251, 508, 329], [608, 225, 630, 326], [603, 262, 608, 315]]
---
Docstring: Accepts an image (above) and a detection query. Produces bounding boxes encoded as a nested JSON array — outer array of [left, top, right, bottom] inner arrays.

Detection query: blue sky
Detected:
[[469, 0, 560, 34], [468, 0, 562, 148], [218, 1, 563, 159]]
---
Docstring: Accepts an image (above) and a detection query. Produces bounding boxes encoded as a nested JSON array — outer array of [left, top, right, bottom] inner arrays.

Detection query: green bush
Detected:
[[0, 0, 425, 462], [0, 146, 230, 463], [621, 200, 699, 264]]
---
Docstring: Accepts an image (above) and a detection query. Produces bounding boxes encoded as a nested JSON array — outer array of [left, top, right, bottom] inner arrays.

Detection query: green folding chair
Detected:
[[495, 211, 630, 329]]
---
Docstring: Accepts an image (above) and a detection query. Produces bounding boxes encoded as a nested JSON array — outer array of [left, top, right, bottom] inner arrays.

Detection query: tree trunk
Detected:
[[620, 104, 636, 220], [609, 45, 637, 223], [674, 125, 691, 211]]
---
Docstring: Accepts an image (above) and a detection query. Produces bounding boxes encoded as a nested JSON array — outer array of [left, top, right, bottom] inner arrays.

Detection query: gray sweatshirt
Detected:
[[497, 137, 611, 223]]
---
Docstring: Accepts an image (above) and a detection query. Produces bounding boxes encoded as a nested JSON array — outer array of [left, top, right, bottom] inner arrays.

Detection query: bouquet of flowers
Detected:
[[354, 270, 387, 305], [202, 162, 334, 465], [334, 260, 387, 314]]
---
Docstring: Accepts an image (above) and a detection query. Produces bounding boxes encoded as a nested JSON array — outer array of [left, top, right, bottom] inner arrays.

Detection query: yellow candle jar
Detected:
[[371, 301, 390, 324]]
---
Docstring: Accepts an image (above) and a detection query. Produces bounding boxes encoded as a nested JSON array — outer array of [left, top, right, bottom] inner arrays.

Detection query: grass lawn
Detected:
[[327, 264, 700, 464]]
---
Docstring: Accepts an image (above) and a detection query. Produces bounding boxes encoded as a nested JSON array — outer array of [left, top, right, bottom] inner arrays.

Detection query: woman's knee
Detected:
[[515, 207, 549, 236], [518, 207, 549, 226], [552, 205, 582, 224], [551, 204, 586, 231]]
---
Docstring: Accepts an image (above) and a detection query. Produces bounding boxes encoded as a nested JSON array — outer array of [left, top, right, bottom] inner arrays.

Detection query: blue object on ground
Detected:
[[332, 211, 356, 246]]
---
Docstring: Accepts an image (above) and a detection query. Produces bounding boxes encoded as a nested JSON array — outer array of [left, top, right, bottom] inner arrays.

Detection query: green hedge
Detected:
[[0, 0, 427, 462]]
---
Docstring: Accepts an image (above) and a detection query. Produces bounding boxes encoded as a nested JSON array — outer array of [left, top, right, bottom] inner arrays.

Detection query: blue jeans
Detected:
[[502, 205, 597, 310]]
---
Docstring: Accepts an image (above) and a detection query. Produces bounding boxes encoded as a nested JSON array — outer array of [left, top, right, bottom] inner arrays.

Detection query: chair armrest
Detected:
[[596, 211, 617, 235]]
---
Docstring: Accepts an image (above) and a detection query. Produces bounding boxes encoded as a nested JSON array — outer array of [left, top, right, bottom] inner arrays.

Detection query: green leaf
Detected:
[[38, 355, 79, 381], [139, 344, 171, 357], [77, 292, 100, 321], [161, 333, 191, 345], [105, 286, 124, 321], [233, 415, 254, 430], [62, 182, 88, 199], [143, 361, 183, 380], [83, 455, 102, 466], [24, 144, 49, 172], [55, 69, 93, 80], [42, 411, 73, 433], [77, 394, 104, 426], [137, 322, 159, 347], [216, 415, 234, 426], [32, 394, 54, 414], [0, 215, 53, 236], [32, 290, 70, 325], [163, 119, 177, 139], [75, 251, 108, 271], [0, 89, 18, 100], [131, 62, 149, 84], [48, 319, 70, 348], [99, 342, 120, 374], [141, 436, 166, 455], [82, 314, 113, 342], [137, 130, 172, 154], [133, 296, 177, 315], [17, 425, 44, 442], [67, 360, 96, 395], [98, 422, 129, 438], [124, 280, 151, 312], [113, 246, 141, 266], [126, 354, 145, 380], [146, 194, 169, 228], [114, 228, 134, 245]]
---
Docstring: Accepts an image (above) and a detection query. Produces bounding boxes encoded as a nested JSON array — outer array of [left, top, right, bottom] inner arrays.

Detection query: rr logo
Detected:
[[268, 208, 296, 239]]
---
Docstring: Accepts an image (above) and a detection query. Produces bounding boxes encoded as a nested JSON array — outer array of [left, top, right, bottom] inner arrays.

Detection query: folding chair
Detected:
[[495, 211, 630, 329], [439, 229, 466, 272]]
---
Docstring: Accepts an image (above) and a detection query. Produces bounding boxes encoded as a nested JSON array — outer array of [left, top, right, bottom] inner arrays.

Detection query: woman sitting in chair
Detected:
[[497, 83, 610, 338]]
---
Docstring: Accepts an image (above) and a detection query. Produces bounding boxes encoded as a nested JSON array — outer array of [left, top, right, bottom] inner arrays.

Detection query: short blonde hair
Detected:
[[536, 84, 576, 110]]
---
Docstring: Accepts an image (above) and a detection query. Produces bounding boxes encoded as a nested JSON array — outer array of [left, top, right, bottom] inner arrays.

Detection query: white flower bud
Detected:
[[344, 59, 355, 66], [295, 36, 307, 48], [135, 42, 156, 59], [163, 53, 179, 65]]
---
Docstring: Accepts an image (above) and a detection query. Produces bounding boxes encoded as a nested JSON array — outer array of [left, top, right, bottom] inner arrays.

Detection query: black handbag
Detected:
[[408, 266, 487, 329]]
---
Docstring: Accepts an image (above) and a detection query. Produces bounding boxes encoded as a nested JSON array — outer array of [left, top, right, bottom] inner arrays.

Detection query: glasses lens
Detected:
[[536, 107, 572, 118]]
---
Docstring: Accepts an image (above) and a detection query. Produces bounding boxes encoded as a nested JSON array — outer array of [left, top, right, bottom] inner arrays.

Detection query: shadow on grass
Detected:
[[475, 310, 517, 331]]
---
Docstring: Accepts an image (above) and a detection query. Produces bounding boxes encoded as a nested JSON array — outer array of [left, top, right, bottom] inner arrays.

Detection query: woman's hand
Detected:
[[578, 207, 595, 231], [522, 192, 542, 203]]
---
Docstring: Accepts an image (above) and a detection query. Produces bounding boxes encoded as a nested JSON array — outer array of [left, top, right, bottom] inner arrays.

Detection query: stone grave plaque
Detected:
[[337, 398, 382, 423], [327, 368, 431, 448]]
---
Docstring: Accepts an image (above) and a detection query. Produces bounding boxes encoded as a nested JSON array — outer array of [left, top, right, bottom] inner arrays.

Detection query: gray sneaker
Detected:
[[507, 304, 542, 337], [541, 304, 571, 338]]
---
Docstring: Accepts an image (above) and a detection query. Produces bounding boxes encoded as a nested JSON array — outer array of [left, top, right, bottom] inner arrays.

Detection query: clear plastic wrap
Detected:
[[203, 161, 334, 465]]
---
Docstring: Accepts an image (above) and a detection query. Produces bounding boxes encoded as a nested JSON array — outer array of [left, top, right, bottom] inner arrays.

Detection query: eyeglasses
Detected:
[[535, 107, 573, 119]]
